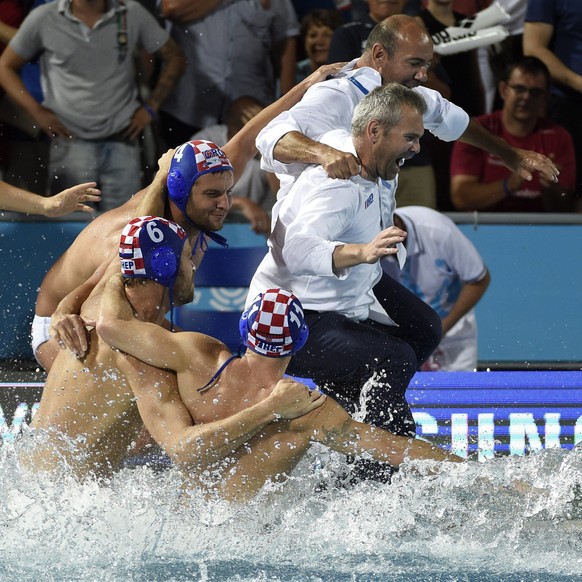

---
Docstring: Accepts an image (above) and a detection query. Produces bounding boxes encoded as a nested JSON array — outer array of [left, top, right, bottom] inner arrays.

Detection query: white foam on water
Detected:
[[0, 437, 581, 581]]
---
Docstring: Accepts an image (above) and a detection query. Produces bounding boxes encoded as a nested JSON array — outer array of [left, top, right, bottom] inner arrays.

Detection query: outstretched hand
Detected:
[[44, 182, 101, 216], [506, 147, 559, 184]]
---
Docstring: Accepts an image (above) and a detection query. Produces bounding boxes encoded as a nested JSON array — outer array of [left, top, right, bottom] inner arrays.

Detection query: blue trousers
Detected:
[[287, 273, 442, 437]]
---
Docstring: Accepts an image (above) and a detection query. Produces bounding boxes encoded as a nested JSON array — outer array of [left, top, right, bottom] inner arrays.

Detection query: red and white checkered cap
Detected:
[[119, 216, 186, 282], [244, 288, 308, 357]]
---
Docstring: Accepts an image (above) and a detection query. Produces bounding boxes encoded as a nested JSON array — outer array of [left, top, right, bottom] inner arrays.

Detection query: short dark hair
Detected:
[[503, 56, 551, 87], [300, 9, 344, 40]]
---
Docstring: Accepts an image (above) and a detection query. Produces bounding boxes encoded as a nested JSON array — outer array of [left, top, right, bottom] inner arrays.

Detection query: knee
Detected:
[[371, 342, 418, 389]]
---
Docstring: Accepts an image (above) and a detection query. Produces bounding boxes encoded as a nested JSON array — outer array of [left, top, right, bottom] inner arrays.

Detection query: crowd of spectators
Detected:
[[0, 0, 580, 219]]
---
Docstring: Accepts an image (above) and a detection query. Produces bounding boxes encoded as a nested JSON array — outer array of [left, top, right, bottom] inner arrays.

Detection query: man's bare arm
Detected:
[[97, 274, 192, 372], [441, 270, 490, 335], [0, 47, 71, 138], [458, 119, 559, 184], [0, 181, 100, 216], [523, 22, 582, 94], [125, 39, 186, 140], [224, 63, 346, 183], [310, 399, 463, 466], [132, 372, 325, 470], [160, 0, 221, 23]]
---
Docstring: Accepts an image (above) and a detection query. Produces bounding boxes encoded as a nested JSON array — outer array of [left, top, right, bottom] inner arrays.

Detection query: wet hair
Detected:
[[300, 8, 344, 40], [364, 14, 426, 58], [351, 83, 427, 137], [502, 56, 551, 87]]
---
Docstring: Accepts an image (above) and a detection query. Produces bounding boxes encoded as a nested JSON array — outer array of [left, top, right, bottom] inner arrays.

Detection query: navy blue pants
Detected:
[[287, 273, 442, 438]]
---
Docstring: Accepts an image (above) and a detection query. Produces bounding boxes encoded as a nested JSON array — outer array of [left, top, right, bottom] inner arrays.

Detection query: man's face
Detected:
[[173, 238, 195, 306], [185, 171, 234, 232], [368, 0, 406, 22], [376, 28, 433, 88], [370, 104, 424, 181], [500, 68, 548, 124]]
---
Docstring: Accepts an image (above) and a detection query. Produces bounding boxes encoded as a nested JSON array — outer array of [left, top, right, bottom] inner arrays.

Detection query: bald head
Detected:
[[365, 15, 432, 58], [359, 15, 433, 88]]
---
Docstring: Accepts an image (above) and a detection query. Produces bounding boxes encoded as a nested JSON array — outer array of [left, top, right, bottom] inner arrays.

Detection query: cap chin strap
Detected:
[[183, 213, 229, 254]]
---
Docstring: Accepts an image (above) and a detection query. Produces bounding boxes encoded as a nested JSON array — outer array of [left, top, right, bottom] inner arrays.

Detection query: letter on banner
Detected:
[[509, 413, 543, 456]]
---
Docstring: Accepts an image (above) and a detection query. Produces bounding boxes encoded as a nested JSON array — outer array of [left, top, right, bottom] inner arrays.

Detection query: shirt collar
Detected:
[[58, 0, 124, 20]]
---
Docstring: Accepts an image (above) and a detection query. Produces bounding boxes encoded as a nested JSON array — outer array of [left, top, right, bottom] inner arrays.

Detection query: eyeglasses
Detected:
[[506, 84, 546, 99]]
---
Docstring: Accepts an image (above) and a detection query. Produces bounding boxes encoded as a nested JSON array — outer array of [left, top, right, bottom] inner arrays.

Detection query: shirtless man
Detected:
[[31, 63, 342, 371], [97, 281, 462, 502], [25, 216, 323, 480]]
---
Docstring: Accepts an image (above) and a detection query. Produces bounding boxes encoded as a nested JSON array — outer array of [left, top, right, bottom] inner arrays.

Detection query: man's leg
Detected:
[[287, 310, 418, 437], [99, 141, 142, 212], [372, 272, 442, 368], [49, 138, 99, 196]]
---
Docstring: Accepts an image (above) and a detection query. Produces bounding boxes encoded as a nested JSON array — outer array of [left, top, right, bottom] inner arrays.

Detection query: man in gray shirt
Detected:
[[0, 0, 185, 212]]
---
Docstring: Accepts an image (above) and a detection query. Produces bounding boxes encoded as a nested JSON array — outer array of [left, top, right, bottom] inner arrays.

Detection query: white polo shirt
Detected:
[[248, 130, 400, 324], [256, 60, 470, 218]]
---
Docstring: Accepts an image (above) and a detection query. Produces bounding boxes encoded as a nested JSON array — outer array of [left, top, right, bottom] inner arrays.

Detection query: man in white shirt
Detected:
[[383, 206, 491, 371], [257, 13, 559, 217], [248, 84, 440, 476]]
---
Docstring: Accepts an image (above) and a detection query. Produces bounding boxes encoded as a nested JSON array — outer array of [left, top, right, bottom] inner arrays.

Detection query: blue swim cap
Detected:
[[119, 216, 187, 287], [239, 289, 309, 357], [167, 140, 234, 215]]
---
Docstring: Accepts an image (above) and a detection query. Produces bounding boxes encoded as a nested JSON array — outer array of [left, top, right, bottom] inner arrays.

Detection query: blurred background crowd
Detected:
[[0, 0, 580, 229]]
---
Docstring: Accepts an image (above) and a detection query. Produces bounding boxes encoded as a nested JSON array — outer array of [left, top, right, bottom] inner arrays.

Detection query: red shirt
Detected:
[[450, 110, 577, 212]]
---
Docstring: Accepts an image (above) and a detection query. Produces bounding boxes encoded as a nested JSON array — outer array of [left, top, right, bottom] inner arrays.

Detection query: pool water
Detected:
[[0, 440, 580, 581]]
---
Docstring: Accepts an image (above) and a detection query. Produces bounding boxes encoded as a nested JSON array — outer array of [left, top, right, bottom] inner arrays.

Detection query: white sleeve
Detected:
[[282, 178, 357, 279], [416, 86, 470, 142], [256, 81, 356, 174]]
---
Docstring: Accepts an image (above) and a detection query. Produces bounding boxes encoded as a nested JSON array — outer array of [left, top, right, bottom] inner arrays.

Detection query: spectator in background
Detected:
[[191, 96, 275, 235], [417, 0, 485, 211], [382, 206, 490, 371], [159, 0, 299, 148], [327, 0, 406, 63], [0, 0, 185, 213], [523, 0, 582, 200], [296, 8, 344, 83], [450, 57, 577, 213]]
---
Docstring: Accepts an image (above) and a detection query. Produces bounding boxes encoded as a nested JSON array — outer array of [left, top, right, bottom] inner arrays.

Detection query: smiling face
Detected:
[[368, 104, 424, 181], [185, 171, 234, 233], [304, 23, 334, 67], [374, 22, 433, 87]]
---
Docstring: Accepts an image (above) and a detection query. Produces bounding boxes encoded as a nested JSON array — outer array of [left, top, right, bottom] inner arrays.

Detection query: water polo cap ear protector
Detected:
[[239, 289, 309, 358], [119, 215, 187, 288], [167, 140, 233, 249]]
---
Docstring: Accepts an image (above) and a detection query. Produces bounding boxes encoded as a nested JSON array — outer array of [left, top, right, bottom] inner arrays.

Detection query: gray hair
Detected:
[[351, 83, 427, 138]]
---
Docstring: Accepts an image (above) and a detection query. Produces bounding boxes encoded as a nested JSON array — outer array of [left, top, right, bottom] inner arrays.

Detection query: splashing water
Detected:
[[0, 435, 581, 582]]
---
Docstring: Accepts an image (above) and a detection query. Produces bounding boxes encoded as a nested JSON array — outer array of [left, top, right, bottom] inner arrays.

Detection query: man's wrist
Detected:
[[142, 103, 158, 121]]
